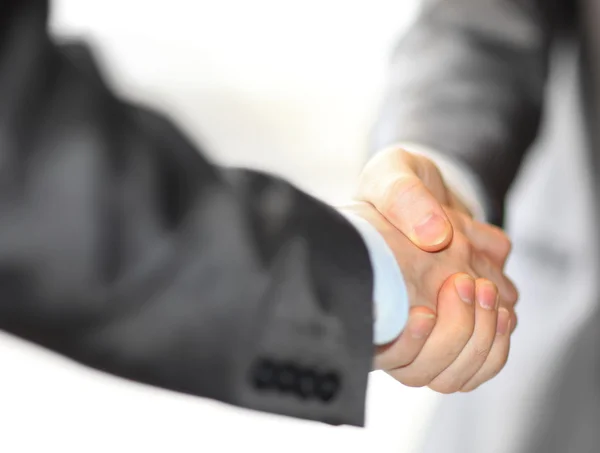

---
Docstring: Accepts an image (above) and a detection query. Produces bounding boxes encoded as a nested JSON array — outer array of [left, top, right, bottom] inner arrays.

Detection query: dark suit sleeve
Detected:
[[372, 0, 568, 224], [0, 0, 374, 426]]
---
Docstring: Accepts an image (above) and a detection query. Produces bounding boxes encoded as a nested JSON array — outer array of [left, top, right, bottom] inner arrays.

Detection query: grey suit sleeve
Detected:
[[373, 0, 566, 224], [0, 0, 374, 426]]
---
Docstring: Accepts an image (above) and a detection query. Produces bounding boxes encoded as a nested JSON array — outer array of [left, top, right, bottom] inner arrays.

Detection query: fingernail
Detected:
[[413, 213, 449, 246], [478, 281, 497, 310], [408, 312, 436, 339], [455, 275, 475, 304], [496, 307, 511, 336]]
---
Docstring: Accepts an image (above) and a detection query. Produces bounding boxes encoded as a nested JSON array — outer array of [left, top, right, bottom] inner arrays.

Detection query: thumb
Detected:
[[357, 148, 453, 251]]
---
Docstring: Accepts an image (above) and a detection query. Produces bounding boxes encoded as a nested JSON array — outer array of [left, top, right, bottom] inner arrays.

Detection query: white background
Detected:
[[0, 1, 441, 452]]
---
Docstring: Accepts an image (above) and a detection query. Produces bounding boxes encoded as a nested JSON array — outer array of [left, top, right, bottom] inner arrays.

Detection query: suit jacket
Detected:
[[0, 0, 375, 427], [372, 0, 586, 226], [374, 0, 600, 451]]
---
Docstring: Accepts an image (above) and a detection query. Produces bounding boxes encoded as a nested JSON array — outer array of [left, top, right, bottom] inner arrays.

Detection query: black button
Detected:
[[276, 363, 298, 392], [251, 359, 276, 390], [296, 369, 317, 399], [316, 372, 340, 403]]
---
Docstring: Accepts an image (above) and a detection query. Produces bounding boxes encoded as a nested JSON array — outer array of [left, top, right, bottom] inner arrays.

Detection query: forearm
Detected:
[[0, 0, 374, 426]]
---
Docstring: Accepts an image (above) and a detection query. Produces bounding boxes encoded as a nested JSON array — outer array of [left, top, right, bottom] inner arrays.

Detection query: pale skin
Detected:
[[344, 147, 518, 392]]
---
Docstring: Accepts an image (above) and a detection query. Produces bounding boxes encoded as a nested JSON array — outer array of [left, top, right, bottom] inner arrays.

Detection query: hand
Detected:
[[340, 201, 513, 392], [356, 147, 518, 329]]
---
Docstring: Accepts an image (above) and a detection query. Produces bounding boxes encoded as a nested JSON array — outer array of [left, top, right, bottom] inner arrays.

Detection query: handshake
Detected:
[[341, 148, 518, 393]]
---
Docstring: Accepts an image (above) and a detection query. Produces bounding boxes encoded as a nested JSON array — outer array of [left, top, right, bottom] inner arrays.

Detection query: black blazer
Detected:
[[0, 0, 374, 427]]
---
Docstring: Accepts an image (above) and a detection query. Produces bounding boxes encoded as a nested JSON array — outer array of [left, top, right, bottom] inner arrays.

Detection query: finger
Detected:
[[388, 273, 476, 387], [428, 279, 499, 393], [470, 251, 519, 307], [460, 306, 512, 392], [448, 210, 512, 268], [356, 148, 453, 251], [465, 218, 513, 268], [374, 306, 437, 370]]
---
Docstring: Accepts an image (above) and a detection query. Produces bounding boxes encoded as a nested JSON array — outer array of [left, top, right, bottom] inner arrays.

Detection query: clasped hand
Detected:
[[341, 147, 518, 393]]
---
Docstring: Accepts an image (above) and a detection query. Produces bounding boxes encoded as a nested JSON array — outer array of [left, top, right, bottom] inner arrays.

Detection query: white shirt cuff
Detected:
[[339, 211, 409, 345]]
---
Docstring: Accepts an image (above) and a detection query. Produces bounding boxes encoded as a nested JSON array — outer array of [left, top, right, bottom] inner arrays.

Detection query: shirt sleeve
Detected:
[[339, 211, 409, 345]]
